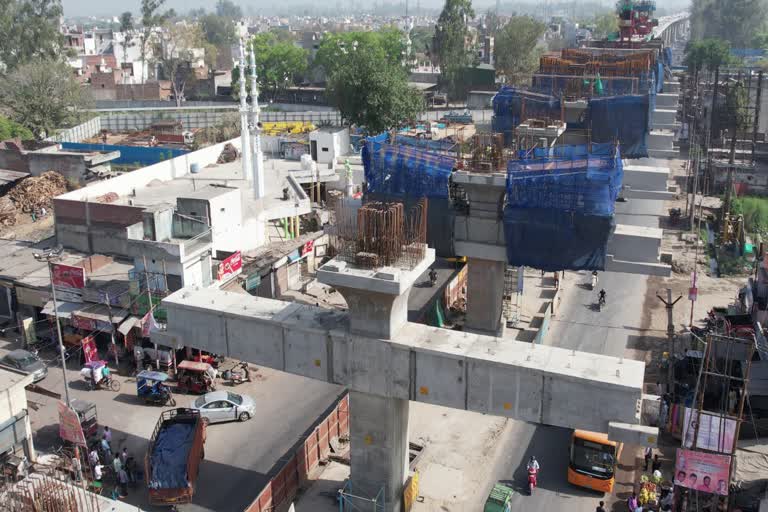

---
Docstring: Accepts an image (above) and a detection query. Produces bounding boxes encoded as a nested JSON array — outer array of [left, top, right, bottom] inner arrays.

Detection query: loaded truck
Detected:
[[145, 408, 206, 505]]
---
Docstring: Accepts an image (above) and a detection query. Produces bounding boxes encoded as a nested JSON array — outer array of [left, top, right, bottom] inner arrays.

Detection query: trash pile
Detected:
[[7, 171, 68, 213], [0, 171, 68, 225], [216, 143, 238, 164]]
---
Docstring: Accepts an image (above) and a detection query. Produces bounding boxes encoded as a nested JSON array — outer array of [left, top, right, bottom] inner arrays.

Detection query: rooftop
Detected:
[[0, 366, 34, 391]]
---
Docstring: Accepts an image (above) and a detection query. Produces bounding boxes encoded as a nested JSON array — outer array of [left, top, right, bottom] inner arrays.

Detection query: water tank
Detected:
[[190, 163, 200, 174]]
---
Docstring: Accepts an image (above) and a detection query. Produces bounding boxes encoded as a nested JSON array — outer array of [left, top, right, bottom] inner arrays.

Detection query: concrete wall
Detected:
[[26, 152, 88, 185], [623, 164, 670, 192], [46, 117, 102, 143], [208, 189, 242, 253], [608, 225, 663, 263], [158, 288, 647, 433], [467, 91, 495, 110]]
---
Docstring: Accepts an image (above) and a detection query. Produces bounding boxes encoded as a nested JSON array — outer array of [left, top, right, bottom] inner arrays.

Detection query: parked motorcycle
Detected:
[[222, 362, 252, 386], [590, 271, 598, 290], [598, 295, 606, 312]]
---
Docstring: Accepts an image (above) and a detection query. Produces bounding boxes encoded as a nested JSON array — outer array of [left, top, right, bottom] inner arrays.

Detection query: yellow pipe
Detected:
[[295, 216, 300, 238]]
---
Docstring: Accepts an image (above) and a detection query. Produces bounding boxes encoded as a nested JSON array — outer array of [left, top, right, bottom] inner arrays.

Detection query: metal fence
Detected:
[[46, 117, 102, 143]]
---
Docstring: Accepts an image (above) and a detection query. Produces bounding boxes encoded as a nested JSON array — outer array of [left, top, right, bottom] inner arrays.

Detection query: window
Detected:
[[322, 147, 329, 152], [226, 392, 243, 405], [204, 401, 223, 409]]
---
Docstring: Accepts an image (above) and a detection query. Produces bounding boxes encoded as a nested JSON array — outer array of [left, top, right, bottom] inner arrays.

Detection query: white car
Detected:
[[190, 391, 255, 424]]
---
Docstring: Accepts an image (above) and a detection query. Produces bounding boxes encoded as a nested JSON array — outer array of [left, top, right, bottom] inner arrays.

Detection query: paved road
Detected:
[[472, 159, 669, 511]]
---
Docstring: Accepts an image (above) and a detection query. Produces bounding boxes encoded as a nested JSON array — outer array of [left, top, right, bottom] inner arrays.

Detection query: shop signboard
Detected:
[[217, 251, 243, 281], [81, 336, 98, 363], [674, 448, 731, 496], [245, 273, 261, 292], [682, 407, 737, 453], [52, 264, 85, 289], [301, 240, 314, 256], [57, 401, 86, 446], [72, 315, 97, 332]]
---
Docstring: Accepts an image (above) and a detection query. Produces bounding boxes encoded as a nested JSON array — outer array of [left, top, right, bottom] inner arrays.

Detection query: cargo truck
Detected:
[[145, 408, 206, 505]]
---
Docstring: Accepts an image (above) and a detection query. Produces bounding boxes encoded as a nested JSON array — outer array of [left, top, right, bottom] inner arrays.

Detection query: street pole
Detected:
[[43, 258, 71, 407], [105, 293, 119, 368], [657, 289, 682, 398]]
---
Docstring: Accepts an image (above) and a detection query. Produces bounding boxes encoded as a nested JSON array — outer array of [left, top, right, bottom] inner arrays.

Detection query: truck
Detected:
[[145, 408, 206, 505]]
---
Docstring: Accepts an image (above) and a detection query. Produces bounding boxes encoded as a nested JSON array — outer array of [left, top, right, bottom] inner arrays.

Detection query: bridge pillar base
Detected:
[[465, 257, 506, 336]]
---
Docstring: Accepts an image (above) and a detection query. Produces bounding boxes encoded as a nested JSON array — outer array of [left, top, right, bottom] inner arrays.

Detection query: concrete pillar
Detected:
[[464, 257, 506, 336], [334, 282, 414, 339], [349, 391, 410, 511]]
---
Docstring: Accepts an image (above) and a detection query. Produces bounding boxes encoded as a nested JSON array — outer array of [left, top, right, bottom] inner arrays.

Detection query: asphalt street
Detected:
[[472, 161, 668, 511]]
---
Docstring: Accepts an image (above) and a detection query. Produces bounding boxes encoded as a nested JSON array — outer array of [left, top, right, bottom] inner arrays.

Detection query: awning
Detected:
[[117, 316, 141, 336], [74, 304, 128, 325], [41, 300, 81, 319]]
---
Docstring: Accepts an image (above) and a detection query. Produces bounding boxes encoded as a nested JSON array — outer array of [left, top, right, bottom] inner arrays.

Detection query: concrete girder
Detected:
[[157, 287, 647, 434]]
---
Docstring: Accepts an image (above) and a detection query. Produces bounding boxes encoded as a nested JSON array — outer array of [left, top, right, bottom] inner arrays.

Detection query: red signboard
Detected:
[[217, 251, 243, 281], [674, 448, 731, 496], [301, 240, 314, 256], [72, 315, 97, 332], [82, 336, 98, 363], [58, 401, 86, 446], [52, 263, 85, 289]]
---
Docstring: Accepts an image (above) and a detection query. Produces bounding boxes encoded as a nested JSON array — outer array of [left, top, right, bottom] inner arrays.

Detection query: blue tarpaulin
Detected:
[[362, 141, 454, 199], [588, 95, 649, 158], [149, 422, 195, 490], [61, 142, 188, 166], [492, 87, 561, 145]]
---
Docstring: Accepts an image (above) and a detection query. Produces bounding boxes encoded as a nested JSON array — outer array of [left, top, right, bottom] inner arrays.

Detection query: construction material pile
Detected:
[[217, 143, 238, 163], [7, 171, 68, 213]]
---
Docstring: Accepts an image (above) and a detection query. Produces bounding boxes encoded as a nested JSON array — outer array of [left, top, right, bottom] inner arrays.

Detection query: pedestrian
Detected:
[[103, 426, 112, 444], [644, 446, 653, 471], [125, 456, 136, 483], [113, 453, 122, 474], [88, 447, 100, 467], [71, 455, 82, 482], [119, 447, 129, 467], [118, 467, 129, 497], [596, 500, 606, 512], [93, 463, 103, 482], [100, 435, 111, 460], [652, 454, 662, 473], [659, 399, 669, 430], [628, 492, 639, 511], [656, 381, 664, 396]]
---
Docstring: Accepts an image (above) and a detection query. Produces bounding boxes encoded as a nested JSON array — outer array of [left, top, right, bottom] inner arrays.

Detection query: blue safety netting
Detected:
[[656, 60, 664, 93], [492, 87, 561, 145], [503, 209, 615, 271], [663, 47, 673, 67], [394, 134, 457, 152], [350, 132, 387, 152], [588, 95, 650, 158], [148, 422, 195, 490], [503, 142, 622, 271], [362, 141, 454, 199], [531, 74, 651, 97], [506, 143, 623, 217]]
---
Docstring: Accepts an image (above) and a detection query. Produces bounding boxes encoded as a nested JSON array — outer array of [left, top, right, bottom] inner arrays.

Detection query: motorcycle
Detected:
[[598, 294, 606, 312], [528, 467, 538, 496], [222, 362, 252, 386], [590, 273, 598, 290], [428, 270, 437, 287]]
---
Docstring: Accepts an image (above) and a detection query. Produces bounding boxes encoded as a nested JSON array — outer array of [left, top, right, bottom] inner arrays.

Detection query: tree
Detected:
[[690, 0, 767, 48], [0, 0, 63, 71], [155, 22, 208, 107], [591, 12, 618, 40], [684, 38, 732, 74], [432, 0, 476, 98], [494, 16, 546, 86], [231, 34, 308, 101], [410, 26, 435, 55], [119, 12, 134, 71], [0, 115, 33, 140], [483, 9, 502, 36], [326, 44, 424, 134], [139, 0, 173, 83], [315, 30, 405, 78], [0, 59, 92, 139], [200, 13, 236, 47], [215, 0, 242, 19]]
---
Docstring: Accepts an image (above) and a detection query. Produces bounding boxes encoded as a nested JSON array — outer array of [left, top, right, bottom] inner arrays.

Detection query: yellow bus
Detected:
[[567, 430, 621, 494]]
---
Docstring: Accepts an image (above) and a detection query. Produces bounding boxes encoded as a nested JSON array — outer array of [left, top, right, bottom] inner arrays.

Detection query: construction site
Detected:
[[4, 3, 768, 512]]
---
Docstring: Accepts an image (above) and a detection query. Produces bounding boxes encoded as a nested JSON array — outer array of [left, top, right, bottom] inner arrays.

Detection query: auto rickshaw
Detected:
[[484, 483, 514, 512], [136, 370, 176, 406], [69, 398, 98, 444], [176, 360, 217, 394]]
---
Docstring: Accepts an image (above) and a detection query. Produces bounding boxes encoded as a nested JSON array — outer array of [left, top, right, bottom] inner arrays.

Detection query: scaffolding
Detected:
[[337, 481, 385, 512], [502, 266, 523, 327]]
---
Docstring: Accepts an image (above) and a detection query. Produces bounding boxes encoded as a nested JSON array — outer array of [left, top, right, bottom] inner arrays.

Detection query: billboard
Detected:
[[682, 408, 737, 453], [57, 401, 86, 446], [674, 449, 731, 496], [217, 251, 243, 281], [51, 263, 85, 289], [81, 336, 98, 363]]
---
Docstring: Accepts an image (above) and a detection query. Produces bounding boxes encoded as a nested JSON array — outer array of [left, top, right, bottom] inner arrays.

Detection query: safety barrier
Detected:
[[243, 392, 350, 512]]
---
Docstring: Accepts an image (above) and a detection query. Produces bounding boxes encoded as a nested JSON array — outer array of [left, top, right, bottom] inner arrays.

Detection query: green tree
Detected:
[[432, 0, 476, 98], [231, 34, 308, 101], [684, 38, 732, 74], [315, 30, 405, 78], [494, 16, 546, 86], [200, 13, 236, 47], [119, 12, 134, 70], [690, 0, 767, 48], [139, 0, 173, 83], [0, 0, 64, 71], [0, 59, 92, 139], [0, 115, 33, 140], [326, 44, 424, 134], [215, 0, 242, 19], [155, 21, 210, 106], [591, 12, 618, 40], [483, 9, 502, 36], [410, 26, 435, 55]]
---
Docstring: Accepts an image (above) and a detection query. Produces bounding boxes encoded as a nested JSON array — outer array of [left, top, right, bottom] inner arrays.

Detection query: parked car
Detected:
[[190, 391, 255, 424], [0, 349, 47, 382]]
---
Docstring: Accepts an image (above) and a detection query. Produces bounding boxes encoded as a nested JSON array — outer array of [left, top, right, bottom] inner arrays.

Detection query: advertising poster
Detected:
[[682, 408, 736, 453], [217, 251, 243, 281], [51, 263, 85, 289], [57, 401, 86, 446], [674, 449, 731, 496], [81, 336, 98, 363]]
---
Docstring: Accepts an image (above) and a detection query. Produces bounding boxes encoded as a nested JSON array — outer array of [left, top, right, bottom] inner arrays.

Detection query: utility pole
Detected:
[[143, 256, 159, 370], [104, 292, 119, 368], [657, 289, 682, 398], [34, 246, 71, 407]]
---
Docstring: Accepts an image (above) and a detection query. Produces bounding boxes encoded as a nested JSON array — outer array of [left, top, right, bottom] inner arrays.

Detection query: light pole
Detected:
[[33, 245, 71, 407]]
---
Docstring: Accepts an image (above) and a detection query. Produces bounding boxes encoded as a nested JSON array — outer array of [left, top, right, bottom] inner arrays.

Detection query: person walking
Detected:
[[100, 435, 111, 460], [93, 463, 104, 482], [117, 467, 129, 497], [627, 492, 639, 511], [103, 426, 112, 444], [119, 447, 129, 467], [88, 448, 100, 468], [652, 454, 662, 473], [113, 453, 122, 474], [643, 446, 653, 471], [596, 500, 606, 512], [71, 455, 83, 482]]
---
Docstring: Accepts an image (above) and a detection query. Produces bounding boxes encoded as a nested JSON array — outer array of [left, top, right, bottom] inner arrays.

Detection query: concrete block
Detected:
[[622, 164, 670, 192], [413, 346, 467, 409], [648, 149, 680, 159], [331, 332, 411, 399], [374, 268, 400, 281], [608, 224, 663, 263], [453, 240, 507, 262], [324, 261, 346, 272], [466, 357, 543, 423], [664, 82, 681, 94], [648, 130, 675, 151], [608, 422, 659, 447], [656, 93, 680, 109], [226, 315, 285, 369], [652, 109, 677, 127], [604, 255, 672, 277]]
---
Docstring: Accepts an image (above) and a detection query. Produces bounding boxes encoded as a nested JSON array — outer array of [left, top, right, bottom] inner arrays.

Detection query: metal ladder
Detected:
[[503, 266, 522, 327]]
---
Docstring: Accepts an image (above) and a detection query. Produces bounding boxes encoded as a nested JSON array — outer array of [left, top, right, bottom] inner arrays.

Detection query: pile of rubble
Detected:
[[217, 143, 238, 164], [0, 171, 68, 225]]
